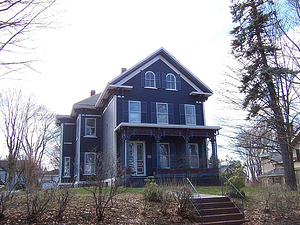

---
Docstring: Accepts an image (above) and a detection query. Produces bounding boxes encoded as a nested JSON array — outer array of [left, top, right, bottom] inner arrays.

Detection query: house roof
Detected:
[[95, 48, 213, 108], [258, 168, 284, 178]]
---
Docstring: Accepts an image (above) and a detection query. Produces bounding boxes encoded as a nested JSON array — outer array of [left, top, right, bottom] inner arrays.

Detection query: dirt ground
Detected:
[[1, 192, 300, 224]]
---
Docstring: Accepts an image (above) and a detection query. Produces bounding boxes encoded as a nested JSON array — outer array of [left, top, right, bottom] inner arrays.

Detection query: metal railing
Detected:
[[221, 176, 244, 216], [185, 178, 203, 223]]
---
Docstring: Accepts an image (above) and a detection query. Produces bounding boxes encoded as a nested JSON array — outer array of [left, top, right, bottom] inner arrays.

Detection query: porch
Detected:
[[116, 124, 220, 187]]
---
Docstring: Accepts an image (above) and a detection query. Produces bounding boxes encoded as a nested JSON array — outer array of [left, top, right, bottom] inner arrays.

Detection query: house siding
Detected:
[[102, 98, 115, 159]]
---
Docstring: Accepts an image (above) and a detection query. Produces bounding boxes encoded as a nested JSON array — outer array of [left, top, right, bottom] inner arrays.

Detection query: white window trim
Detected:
[[63, 157, 71, 178], [85, 118, 96, 137], [189, 143, 199, 168], [160, 143, 170, 169], [166, 73, 176, 90], [145, 71, 156, 88], [84, 152, 96, 175], [185, 104, 196, 125], [156, 102, 168, 124], [129, 101, 141, 123]]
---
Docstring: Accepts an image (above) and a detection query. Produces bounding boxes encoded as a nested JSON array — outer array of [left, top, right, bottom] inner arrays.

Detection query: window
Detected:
[[145, 71, 155, 88], [156, 103, 168, 124], [185, 105, 196, 125], [64, 157, 70, 177], [84, 153, 96, 175], [85, 118, 96, 136], [189, 144, 199, 168], [160, 143, 170, 168], [166, 73, 176, 90], [129, 101, 141, 123]]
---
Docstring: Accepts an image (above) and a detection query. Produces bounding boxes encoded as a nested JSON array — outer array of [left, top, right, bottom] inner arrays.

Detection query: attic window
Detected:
[[145, 71, 155, 88], [166, 73, 176, 90]]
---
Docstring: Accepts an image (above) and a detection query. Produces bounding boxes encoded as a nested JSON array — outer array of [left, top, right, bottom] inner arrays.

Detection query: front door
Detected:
[[128, 141, 146, 176]]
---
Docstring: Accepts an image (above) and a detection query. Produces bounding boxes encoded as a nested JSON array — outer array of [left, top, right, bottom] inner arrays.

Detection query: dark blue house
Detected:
[[56, 48, 221, 186]]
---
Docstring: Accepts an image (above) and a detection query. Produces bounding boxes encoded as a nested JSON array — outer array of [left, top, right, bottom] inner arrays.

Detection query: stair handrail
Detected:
[[221, 176, 244, 216], [185, 178, 203, 223]]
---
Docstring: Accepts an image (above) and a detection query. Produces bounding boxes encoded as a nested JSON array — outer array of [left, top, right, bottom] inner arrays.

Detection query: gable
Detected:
[[109, 48, 213, 95]]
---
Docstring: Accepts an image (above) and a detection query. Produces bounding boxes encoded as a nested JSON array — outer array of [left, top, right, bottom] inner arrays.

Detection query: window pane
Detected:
[[129, 101, 141, 123], [85, 118, 96, 136], [160, 144, 170, 168], [157, 103, 168, 124], [129, 102, 140, 111], [189, 144, 199, 168], [185, 105, 196, 125], [145, 71, 155, 88], [166, 74, 176, 90]]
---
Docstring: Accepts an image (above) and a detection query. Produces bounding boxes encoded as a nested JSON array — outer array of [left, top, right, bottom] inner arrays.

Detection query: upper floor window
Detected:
[[160, 143, 170, 169], [166, 73, 176, 90], [156, 103, 168, 124], [185, 105, 196, 125], [129, 101, 141, 123], [189, 143, 199, 168], [64, 157, 70, 177], [85, 118, 96, 136], [84, 152, 96, 175], [145, 71, 156, 88]]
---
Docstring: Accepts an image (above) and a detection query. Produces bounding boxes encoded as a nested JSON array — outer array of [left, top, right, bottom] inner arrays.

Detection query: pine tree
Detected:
[[230, 0, 298, 189]]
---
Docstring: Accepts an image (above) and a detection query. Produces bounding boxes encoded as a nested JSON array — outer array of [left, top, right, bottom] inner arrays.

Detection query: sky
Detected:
[[0, 0, 235, 160]]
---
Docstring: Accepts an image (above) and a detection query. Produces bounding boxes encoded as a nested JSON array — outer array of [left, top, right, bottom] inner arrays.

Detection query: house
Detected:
[[56, 48, 221, 187], [259, 147, 300, 187], [41, 169, 59, 189], [0, 160, 25, 189]]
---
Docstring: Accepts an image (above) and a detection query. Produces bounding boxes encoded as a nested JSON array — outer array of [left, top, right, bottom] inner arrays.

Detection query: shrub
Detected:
[[143, 179, 162, 202], [263, 184, 300, 215]]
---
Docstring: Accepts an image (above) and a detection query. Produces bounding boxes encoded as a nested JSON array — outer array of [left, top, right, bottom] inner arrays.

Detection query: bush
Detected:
[[143, 179, 162, 202], [263, 184, 300, 215]]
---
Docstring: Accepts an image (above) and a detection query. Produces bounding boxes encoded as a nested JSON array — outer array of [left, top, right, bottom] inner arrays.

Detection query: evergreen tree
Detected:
[[230, 0, 298, 189]]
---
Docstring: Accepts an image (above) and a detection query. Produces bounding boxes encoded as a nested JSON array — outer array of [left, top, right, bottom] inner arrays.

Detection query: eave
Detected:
[[95, 84, 133, 108]]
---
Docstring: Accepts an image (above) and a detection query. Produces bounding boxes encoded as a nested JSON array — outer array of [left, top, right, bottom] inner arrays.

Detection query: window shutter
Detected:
[[176, 74, 181, 90], [151, 102, 157, 123], [168, 103, 174, 124], [195, 104, 204, 125], [141, 70, 145, 87], [141, 101, 147, 123], [179, 104, 185, 125], [162, 72, 166, 88], [156, 72, 161, 88], [122, 100, 128, 122]]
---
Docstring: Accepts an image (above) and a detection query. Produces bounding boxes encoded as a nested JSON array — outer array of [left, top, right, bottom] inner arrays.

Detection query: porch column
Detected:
[[211, 134, 217, 169], [156, 138, 161, 169], [125, 139, 130, 176], [185, 138, 190, 169]]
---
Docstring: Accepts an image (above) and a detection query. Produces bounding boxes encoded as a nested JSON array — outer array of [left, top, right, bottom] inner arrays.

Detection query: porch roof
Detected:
[[115, 122, 221, 132]]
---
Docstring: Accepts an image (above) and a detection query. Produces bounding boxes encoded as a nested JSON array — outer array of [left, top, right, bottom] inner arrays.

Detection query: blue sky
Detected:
[[0, 0, 234, 159]]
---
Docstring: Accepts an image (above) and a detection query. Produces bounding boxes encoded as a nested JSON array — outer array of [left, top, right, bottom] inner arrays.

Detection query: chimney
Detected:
[[91, 90, 96, 96], [121, 68, 127, 73]]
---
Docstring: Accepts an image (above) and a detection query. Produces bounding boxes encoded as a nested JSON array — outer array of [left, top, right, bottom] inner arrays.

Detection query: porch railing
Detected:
[[185, 177, 203, 223], [221, 176, 244, 217]]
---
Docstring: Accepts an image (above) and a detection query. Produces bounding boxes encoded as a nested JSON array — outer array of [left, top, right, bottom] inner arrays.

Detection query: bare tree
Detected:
[[0, 88, 56, 186], [0, 0, 58, 77]]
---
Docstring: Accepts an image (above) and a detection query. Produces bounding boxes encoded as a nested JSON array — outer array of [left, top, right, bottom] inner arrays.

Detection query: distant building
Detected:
[[56, 48, 221, 187]]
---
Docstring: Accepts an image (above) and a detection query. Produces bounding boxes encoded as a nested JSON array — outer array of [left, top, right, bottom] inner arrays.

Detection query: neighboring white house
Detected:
[[259, 147, 300, 187]]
